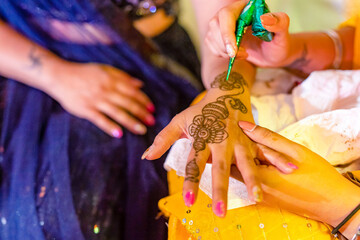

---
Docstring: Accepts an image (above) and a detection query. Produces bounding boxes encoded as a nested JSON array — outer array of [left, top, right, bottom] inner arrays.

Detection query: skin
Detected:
[[0, 1, 293, 218], [236, 121, 360, 240], [205, 0, 355, 76], [0, 20, 157, 137], [144, 0, 296, 218]]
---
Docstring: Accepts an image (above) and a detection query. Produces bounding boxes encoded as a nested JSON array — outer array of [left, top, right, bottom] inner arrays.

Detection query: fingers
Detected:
[[256, 144, 298, 174], [211, 147, 232, 217], [104, 65, 143, 87], [217, 1, 246, 57], [96, 101, 148, 135], [107, 91, 155, 127], [238, 121, 303, 159], [260, 12, 290, 45], [105, 65, 156, 113], [234, 145, 262, 203], [182, 148, 209, 208], [205, 1, 249, 59], [84, 109, 123, 138], [206, 19, 229, 58], [115, 81, 155, 113], [142, 114, 184, 160]]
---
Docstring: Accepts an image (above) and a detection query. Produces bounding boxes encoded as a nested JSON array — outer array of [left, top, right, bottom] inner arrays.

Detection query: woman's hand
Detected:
[[205, 0, 293, 68], [45, 62, 155, 137], [235, 121, 360, 236], [143, 72, 296, 217]]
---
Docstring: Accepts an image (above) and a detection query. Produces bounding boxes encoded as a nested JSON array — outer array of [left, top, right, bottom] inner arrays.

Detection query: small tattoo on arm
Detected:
[[184, 71, 248, 183], [27, 45, 44, 72]]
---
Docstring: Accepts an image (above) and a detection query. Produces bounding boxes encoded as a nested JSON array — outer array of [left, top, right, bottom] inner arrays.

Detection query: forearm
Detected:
[[0, 20, 65, 92], [284, 26, 355, 76]]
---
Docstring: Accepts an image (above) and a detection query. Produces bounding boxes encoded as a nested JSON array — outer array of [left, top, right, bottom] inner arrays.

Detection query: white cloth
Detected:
[[164, 69, 360, 210]]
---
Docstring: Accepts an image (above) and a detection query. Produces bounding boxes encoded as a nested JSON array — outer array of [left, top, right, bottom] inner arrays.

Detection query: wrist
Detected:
[[39, 56, 68, 94], [282, 34, 307, 67], [328, 186, 360, 239]]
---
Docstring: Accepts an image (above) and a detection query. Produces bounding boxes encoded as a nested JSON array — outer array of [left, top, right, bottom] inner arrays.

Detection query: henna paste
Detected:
[[185, 159, 200, 183], [184, 71, 248, 182]]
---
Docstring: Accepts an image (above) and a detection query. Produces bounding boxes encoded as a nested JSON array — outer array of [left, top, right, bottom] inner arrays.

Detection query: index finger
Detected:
[[238, 121, 303, 159], [143, 114, 185, 160], [218, 1, 249, 54]]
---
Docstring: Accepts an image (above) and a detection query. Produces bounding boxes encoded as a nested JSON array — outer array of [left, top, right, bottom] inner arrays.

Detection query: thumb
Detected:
[[260, 12, 290, 35]]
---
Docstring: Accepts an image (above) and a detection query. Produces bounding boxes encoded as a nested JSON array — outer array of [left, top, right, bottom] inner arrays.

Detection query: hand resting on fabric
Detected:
[[234, 121, 360, 239]]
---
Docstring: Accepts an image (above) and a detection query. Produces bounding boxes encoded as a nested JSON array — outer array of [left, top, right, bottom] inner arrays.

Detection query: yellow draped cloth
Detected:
[[160, 170, 360, 240], [159, 10, 360, 239]]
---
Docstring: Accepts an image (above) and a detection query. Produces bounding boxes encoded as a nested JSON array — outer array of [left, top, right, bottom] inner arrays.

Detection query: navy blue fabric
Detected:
[[0, 1, 199, 239]]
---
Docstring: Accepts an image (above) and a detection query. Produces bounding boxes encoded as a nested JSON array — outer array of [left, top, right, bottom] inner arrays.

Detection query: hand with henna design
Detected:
[[143, 72, 297, 217]]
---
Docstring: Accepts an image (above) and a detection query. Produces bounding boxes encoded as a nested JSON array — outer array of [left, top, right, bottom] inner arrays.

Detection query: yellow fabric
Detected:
[[161, 171, 336, 240]]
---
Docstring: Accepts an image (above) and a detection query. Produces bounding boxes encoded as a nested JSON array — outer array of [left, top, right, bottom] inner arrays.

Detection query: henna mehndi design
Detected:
[[210, 71, 248, 91], [185, 72, 248, 182], [185, 159, 200, 183], [189, 115, 228, 152]]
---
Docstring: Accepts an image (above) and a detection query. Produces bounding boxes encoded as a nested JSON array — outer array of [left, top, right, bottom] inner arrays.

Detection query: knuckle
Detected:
[[245, 175, 258, 186], [212, 161, 229, 173], [154, 132, 167, 146], [259, 127, 273, 139], [213, 186, 227, 195], [208, 18, 218, 29], [219, 7, 231, 18]]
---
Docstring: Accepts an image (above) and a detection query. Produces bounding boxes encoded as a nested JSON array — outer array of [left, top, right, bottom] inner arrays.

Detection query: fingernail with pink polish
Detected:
[[112, 129, 123, 138], [288, 162, 298, 170], [238, 121, 257, 132], [145, 115, 155, 126], [214, 201, 225, 217], [184, 191, 195, 207], [147, 104, 155, 113], [141, 145, 153, 160]]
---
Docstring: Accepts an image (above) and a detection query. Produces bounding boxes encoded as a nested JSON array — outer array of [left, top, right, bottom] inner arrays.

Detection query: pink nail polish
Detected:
[[238, 121, 257, 132], [112, 129, 123, 138], [184, 191, 195, 207], [214, 201, 225, 217], [288, 162, 299, 170], [145, 115, 155, 126], [147, 104, 155, 113]]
